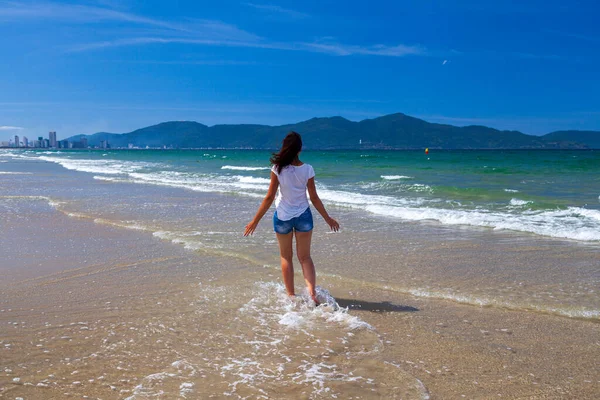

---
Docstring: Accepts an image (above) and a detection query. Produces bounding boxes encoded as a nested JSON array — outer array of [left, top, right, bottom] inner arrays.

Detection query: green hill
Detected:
[[542, 130, 600, 149], [66, 113, 597, 149]]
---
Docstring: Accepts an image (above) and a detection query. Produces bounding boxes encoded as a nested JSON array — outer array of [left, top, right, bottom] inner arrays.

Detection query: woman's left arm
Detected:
[[244, 172, 279, 236]]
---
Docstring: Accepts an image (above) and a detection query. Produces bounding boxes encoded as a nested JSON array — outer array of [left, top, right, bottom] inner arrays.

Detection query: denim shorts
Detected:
[[273, 207, 313, 234]]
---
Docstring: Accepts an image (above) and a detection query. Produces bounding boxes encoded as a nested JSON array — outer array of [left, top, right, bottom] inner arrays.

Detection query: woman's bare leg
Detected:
[[276, 232, 295, 296], [294, 230, 318, 303]]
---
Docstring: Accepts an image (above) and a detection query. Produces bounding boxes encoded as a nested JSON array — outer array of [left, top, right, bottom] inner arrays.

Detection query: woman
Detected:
[[244, 131, 340, 304]]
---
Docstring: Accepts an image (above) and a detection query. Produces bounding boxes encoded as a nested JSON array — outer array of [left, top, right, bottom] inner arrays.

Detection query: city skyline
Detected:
[[1, 0, 599, 141], [0, 130, 93, 149]]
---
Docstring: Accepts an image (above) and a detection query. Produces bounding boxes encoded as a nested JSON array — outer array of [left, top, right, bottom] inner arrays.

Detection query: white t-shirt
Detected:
[[272, 163, 315, 221]]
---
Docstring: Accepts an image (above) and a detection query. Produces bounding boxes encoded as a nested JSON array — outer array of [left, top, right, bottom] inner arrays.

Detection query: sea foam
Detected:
[[22, 151, 600, 242], [381, 175, 413, 180], [221, 165, 270, 171], [406, 287, 599, 320]]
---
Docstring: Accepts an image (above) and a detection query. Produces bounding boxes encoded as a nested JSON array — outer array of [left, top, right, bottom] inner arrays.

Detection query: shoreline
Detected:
[[1, 156, 599, 398]]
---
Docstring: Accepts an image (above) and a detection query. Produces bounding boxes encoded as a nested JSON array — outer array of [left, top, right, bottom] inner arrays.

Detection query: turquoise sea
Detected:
[[6, 148, 599, 242]]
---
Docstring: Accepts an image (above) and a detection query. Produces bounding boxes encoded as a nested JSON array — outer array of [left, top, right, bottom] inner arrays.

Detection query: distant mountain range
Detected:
[[66, 113, 600, 149]]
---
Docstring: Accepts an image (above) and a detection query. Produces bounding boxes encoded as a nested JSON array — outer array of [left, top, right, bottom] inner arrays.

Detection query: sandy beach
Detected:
[[1, 154, 599, 399]]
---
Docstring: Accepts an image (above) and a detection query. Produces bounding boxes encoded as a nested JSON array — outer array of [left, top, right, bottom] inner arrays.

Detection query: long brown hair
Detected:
[[270, 131, 302, 174]]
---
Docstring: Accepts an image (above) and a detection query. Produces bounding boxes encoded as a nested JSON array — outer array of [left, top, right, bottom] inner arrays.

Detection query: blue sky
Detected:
[[1, 0, 599, 141]]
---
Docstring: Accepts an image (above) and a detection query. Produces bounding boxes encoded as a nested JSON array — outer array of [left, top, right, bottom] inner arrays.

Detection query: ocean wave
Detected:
[[20, 152, 600, 243], [364, 204, 600, 241], [405, 183, 433, 193], [61, 209, 152, 232], [0, 152, 31, 160], [96, 165, 600, 242], [0, 171, 33, 175], [94, 173, 266, 199], [221, 165, 270, 171], [235, 176, 271, 184], [509, 198, 532, 206], [35, 155, 155, 175], [406, 288, 599, 320], [381, 175, 413, 180], [318, 186, 425, 208], [0, 195, 64, 209], [128, 172, 269, 194]]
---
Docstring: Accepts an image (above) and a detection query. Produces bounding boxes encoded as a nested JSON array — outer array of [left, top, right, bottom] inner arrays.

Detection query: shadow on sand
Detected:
[[335, 298, 419, 313]]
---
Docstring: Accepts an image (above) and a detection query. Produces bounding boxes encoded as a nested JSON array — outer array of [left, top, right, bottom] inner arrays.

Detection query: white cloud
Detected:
[[300, 41, 425, 57], [3, 1, 426, 58], [182, 18, 261, 42], [0, 126, 24, 130], [0, 1, 178, 29], [68, 36, 426, 57], [66, 36, 270, 53]]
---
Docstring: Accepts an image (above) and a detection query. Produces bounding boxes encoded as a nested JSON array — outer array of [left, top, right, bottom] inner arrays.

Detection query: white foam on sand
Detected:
[[179, 382, 194, 397], [0, 195, 63, 210], [240, 282, 372, 332], [206, 282, 402, 398], [212, 281, 428, 398], [123, 360, 199, 399], [152, 230, 205, 251], [405, 288, 600, 321]]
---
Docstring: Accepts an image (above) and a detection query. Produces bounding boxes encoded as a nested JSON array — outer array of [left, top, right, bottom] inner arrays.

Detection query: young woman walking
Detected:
[[244, 132, 339, 304]]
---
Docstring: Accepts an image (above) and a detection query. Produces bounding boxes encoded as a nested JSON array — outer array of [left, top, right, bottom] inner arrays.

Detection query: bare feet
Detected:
[[310, 292, 320, 306]]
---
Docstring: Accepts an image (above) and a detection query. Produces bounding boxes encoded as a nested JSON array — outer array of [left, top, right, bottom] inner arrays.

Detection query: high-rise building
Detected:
[[81, 137, 88, 148], [49, 131, 57, 148], [23, 137, 29, 147], [14, 135, 19, 148]]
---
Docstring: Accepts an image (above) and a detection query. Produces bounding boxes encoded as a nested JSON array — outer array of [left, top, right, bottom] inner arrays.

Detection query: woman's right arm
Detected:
[[244, 172, 279, 236], [307, 177, 340, 232]]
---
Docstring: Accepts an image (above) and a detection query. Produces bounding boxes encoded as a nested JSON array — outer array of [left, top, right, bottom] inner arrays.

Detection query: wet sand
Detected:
[[1, 199, 599, 399]]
